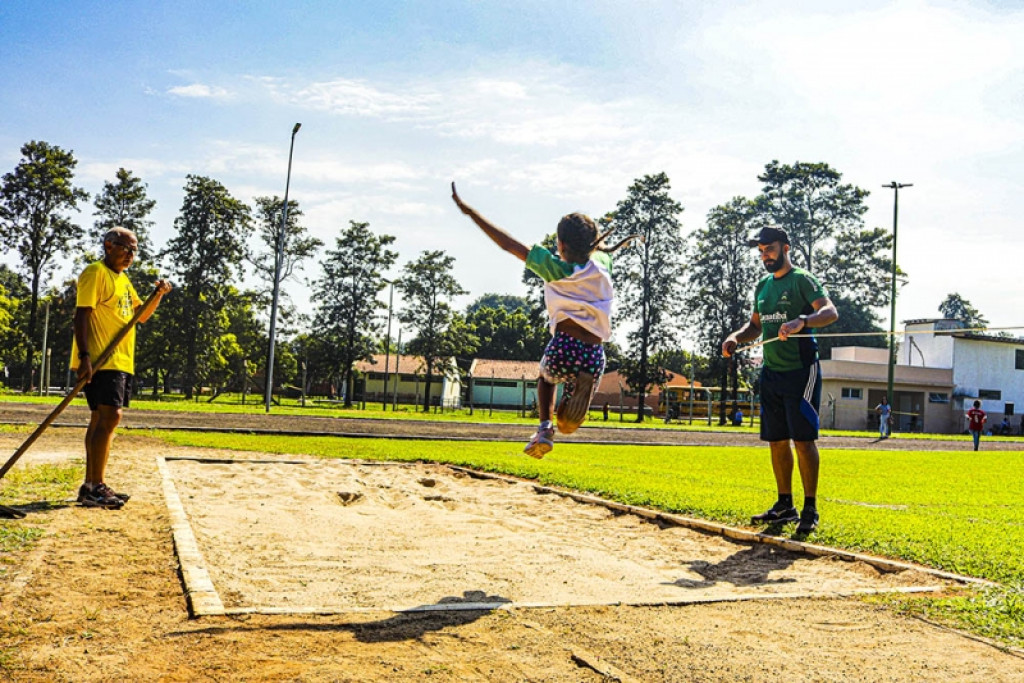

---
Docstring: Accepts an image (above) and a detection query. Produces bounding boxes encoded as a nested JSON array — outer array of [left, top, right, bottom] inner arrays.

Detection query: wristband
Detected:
[[78, 351, 91, 359]]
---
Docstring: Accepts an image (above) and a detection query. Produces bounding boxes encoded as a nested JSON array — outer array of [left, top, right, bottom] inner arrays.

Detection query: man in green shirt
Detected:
[[722, 227, 838, 534]]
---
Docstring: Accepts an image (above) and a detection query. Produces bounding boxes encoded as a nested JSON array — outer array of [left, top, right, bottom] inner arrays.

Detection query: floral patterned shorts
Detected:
[[539, 331, 606, 399]]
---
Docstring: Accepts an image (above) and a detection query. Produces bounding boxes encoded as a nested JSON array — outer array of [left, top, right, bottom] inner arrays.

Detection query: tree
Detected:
[[815, 227, 896, 309], [938, 293, 988, 329], [0, 140, 89, 389], [466, 293, 530, 315], [93, 168, 157, 263], [606, 172, 686, 421], [0, 266, 29, 387], [250, 196, 323, 305], [683, 197, 762, 421], [93, 167, 163, 325], [290, 332, 343, 399], [397, 250, 476, 411], [163, 175, 252, 399], [816, 293, 886, 358], [134, 292, 182, 397], [0, 282, 19, 387], [311, 221, 398, 407], [754, 160, 892, 354], [466, 304, 547, 361], [35, 280, 78, 392], [755, 161, 870, 273]]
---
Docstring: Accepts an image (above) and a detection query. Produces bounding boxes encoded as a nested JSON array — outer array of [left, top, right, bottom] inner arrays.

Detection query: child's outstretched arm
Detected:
[[451, 182, 529, 262]]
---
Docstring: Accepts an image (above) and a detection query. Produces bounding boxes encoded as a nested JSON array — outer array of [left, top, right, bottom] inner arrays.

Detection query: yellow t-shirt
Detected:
[[71, 261, 142, 374]]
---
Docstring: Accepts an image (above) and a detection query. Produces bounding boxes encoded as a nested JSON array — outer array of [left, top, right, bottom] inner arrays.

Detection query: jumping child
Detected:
[[452, 182, 636, 458]]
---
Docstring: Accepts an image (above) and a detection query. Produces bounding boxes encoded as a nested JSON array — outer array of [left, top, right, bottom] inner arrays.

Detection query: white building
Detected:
[[904, 319, 1024, 428], [354, 354, 462, 409], [466, 359, 539, 409], [820, 346, 954, 433], [819, 319, 1024, 434]]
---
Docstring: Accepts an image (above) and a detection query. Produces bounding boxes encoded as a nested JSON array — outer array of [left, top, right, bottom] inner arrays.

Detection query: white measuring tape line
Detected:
[[733, 325, 1024, 355]]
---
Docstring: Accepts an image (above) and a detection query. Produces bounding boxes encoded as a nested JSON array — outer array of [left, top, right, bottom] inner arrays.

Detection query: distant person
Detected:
[[452, 182, 638, 458], [999, 417, 1011, 435], [875, 396, 892, 439], [966, 400, 987, 451], [731, 404, 744, 426], [72, 227, 172, 508], [722, 226, 838, 535]]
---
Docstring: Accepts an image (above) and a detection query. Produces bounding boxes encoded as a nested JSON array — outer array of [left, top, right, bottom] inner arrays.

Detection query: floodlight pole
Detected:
[[382, 279, 394, 411], [883, 181, 912, 413], [265, 122, 301, 413]]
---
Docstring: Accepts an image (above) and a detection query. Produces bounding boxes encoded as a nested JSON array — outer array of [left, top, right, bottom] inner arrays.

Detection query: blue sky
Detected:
[[2, 0, 1022, 347]]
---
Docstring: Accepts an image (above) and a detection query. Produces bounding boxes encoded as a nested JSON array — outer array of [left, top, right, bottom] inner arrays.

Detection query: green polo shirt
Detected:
[[754, 267, 827, 372]]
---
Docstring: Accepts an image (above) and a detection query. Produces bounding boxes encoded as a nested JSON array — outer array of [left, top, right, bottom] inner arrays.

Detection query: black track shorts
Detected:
[[759, 362, 821, 442], [84, 370, 133, 411]]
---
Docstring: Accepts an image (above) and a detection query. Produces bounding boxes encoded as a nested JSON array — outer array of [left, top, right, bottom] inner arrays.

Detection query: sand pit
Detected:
[[161, 457, 951, 616]]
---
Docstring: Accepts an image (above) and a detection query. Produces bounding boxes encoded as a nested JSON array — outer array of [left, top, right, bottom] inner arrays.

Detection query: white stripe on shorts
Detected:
[[803, 362, 818, 408]]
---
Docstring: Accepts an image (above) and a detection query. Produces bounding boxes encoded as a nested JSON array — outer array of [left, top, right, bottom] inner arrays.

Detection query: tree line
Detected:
[[2, 139, 985, 419]]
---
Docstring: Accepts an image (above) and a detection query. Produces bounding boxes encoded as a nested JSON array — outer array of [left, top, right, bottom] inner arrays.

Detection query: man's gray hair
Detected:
[[103, 226, 137, 244]]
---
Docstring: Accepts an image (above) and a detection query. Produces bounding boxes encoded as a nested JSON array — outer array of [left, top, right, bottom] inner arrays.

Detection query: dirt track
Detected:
[[2, 404, 1023, 681], [2, 400, 1017, 450]]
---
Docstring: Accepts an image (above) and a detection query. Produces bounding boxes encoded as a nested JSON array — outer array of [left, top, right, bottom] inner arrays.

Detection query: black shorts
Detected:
[[759, 362, 821, 443], [84, 371, 133, 411]]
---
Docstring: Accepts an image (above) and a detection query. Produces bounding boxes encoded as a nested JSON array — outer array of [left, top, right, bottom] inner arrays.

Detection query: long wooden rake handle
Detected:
[[0, 288, 162, 481]]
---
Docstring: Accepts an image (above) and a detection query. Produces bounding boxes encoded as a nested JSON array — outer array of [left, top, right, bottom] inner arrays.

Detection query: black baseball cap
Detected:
[[748, 226, 790, 247]]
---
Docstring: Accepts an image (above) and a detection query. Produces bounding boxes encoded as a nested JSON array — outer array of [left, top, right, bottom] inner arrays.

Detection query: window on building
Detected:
[[1006, 403, 1015, 417], [978, 389, 1002, 400], [1016, 349, 1024, 370], [928, 392, 949, 403], [840, 387, 862, 399]]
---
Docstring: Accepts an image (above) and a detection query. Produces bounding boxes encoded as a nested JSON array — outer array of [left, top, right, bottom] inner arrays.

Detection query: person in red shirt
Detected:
[[966, 400, 987, 451]]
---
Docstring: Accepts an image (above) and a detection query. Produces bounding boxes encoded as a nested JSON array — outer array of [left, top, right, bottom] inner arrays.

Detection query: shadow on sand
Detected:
[[167, 589, 513, 643]]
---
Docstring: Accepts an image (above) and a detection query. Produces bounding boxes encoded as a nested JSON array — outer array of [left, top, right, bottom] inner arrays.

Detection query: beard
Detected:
[[763, 258, 783, 273]]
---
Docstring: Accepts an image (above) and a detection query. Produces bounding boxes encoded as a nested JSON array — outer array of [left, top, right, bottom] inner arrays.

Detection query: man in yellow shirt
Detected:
[[71, 227, 172, 508]]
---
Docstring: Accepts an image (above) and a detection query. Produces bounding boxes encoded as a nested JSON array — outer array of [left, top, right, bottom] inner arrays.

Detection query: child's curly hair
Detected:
[[556, 213, 599, 262], [557, 213, 643, 262]]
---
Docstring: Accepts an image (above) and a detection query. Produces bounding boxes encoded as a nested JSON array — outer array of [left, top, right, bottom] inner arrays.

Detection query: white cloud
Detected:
[[266, 77, 439, 118], [192, 140, 427, 189], [250, 67, 644, 148], [167, 83, 233, 100], [77, 158, 191, 185], [695, 1, 1024, 158], [473, 79, 528, 99]]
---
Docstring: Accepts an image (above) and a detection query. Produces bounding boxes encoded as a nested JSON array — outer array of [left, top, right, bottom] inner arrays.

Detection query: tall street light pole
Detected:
[[382, 279, 394, 411], [265, 122, 301, 413], [883, 181, 912, 412]]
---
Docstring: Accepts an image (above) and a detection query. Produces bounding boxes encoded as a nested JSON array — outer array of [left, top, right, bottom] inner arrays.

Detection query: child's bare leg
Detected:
[[524, 376, 557, 459], [537, 376, 556, 423]]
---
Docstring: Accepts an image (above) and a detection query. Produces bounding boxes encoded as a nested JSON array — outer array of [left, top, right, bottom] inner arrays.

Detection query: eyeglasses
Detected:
[[109, 240, 138, 254]]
